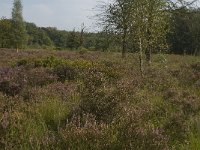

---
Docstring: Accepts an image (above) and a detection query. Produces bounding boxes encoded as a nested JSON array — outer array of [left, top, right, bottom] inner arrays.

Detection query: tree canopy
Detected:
[[11, 0, 27, 51]]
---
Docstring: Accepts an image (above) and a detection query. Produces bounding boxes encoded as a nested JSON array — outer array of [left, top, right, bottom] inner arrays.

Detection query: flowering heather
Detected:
[[0, 49, 199, 149]]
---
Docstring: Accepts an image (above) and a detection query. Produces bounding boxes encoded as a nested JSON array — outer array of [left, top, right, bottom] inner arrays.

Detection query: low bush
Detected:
[[53, 64, 77, 82], [0, 67, 27, 96], [26, 68, 57, 87]]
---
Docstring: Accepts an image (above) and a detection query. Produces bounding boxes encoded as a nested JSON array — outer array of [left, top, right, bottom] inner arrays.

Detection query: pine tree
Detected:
[[11, 0, 27, 52]]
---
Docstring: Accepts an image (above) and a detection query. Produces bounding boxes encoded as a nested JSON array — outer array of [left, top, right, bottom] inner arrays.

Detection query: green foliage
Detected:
[[54, 64, 77, 82], [78, 46, 88, 55], [0, 18, 12, 48], [35, 98, 70, 131], [67, 29, 79, 50], [11, 0, 27, 50], [26, 23, 53, 49], [1, 1, 200, 55], [169, 8, 200, 55]]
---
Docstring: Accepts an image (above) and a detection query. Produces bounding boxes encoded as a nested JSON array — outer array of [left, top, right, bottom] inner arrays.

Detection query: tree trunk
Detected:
[[16, 44, 19, 53], [145, 28, 152, 65], [80, 29, 84, 48], [122, 39, 126, 58], [139, 38, 144, 77], [145, 48, 151, 65], [122, 29, 127, 58], [194, 47, 198, 56], [146, 15, 152, 65]]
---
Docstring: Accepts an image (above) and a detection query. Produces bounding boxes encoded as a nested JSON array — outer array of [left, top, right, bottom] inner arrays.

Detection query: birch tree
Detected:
[[132, 0, 169, 66], [98, 0, 134, 58]]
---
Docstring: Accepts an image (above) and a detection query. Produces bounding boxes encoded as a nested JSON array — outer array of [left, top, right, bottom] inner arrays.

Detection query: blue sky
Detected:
[[0, 0, 109, 31]]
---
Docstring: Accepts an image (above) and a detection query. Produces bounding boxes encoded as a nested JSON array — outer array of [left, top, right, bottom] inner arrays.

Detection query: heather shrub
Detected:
[[78, 47, 88, 55], [119, 123, 169, 150], [15, 59, 28, 67], [0, 67, 27, 96], [115, 77, 143, 101], [99, 66, 121, 82], [191, 62, 200, 71], [163, 112, 189, 146], [110, 105, 169, 150], [144, 68, 179, 92], [0, 49, 200, 149], [26, 68, 57, 87], [45, 82, 79, 102], [80, 88, 122, 123], [74, 66, 123, 123], [15, 58, 37, 69], [60, 114, 108, 149], [0, 81, 23, 97], [53, 64, 77, 82], [0, 93, 8, 148], [81, 65, 120, 90], [1, 99, 59, 150], [164, 88, 200, 116], [170, 62, 200, 88], [82, 68, 107, 90], [15, 57, 96, 83], [21, 86, 52, 102], [0, 67, 58, 96], [21, 82, 79, 104], [162, 88, 200, 146]]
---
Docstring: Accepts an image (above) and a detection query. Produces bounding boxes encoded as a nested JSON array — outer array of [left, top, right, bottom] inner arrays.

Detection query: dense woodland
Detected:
[[0, 19, 120, 51]]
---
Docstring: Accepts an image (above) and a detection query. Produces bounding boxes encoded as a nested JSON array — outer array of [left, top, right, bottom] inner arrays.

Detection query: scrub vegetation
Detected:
[[0, 49, 199, 149]]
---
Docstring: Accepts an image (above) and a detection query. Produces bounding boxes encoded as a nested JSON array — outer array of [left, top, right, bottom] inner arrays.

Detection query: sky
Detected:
[[1, 0, 199, 32], [0, 0, 109, 31]]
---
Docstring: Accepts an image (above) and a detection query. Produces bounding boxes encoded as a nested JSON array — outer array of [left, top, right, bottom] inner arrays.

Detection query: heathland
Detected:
[[0, 48, 199, 149]]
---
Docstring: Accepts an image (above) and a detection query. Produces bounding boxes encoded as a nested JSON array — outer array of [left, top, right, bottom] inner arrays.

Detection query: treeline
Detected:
[[0, 0, 200, 56], [0, 19, 119, 51], [0, 0, 119, 52], [96, 0, 200, 57], [168, 7, 200, 55], [26, 23, 121, 51]]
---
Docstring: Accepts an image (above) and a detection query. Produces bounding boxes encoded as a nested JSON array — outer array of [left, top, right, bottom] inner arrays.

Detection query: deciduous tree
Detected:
[[11, 0, 27, 52]]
